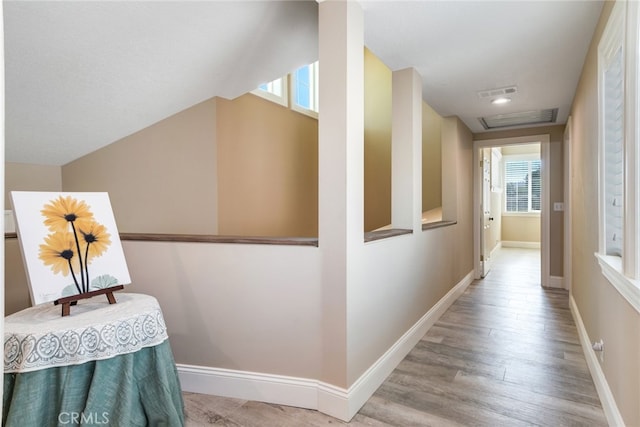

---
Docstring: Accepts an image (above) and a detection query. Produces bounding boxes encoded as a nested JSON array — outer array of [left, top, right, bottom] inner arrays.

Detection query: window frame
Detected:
[[251, 75, 289, 107], [595, 0, 640, 314]]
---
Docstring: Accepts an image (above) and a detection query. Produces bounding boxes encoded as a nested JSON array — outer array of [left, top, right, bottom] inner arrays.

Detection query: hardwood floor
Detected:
[[183, 247, 607, 426]]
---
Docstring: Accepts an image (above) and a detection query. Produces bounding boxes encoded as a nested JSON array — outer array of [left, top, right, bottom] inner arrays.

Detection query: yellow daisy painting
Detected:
[[11, 192, 131, 305]]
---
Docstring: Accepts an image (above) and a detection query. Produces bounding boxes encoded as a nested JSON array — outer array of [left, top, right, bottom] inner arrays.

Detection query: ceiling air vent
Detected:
[[479, 108, 558, 130], [477, 86, 518, 100]]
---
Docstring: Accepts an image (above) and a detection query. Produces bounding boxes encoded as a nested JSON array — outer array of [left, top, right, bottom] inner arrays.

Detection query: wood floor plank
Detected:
[[182, 248, 607, 426]]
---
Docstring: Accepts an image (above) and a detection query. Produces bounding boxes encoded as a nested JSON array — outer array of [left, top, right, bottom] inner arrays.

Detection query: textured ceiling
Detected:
[[4, 1, 603, 166], [4, 1, 318, 165]]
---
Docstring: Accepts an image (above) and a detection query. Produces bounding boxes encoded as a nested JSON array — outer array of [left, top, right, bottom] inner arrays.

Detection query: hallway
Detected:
[[183, 248, 607, 426]]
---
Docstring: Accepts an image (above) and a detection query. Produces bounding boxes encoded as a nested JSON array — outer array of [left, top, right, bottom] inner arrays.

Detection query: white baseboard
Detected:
[[501, 240, 541, 249], [569, 295, 624, 426], [547, 276, 564, 289], [178, 270, 475, 421], [177, 365, 320, 409], [334, 269, 475, 420], [490, 241, 502, 258]]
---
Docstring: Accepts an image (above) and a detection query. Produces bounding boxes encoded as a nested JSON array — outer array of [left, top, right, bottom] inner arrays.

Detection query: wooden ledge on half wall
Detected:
[[118, 233, 319, 247], [422, 220, 457, 231], [7, 226, 455, 246], [364, 228, 413, 243], [5, 231, 318, 247]]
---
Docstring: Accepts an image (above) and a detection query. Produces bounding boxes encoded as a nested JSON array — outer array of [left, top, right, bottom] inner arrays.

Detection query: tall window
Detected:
[[292, 61, 319, 117], [603, 47, 624, 256], [596, 0, 640, 313], [504, 159, 541, 213]]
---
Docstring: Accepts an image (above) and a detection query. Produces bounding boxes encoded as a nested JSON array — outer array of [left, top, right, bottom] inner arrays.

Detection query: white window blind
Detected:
[[604, 47, 624, 256], [505, 160, 541, 213]]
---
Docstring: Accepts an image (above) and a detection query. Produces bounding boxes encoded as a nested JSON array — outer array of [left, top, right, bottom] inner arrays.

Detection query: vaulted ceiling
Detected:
[[4, 0, 603, 166]]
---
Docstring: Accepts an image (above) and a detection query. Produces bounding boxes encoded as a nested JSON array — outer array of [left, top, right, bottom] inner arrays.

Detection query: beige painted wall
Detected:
[[502, 215, 540, 243], [4, 238, 30, 315], [5, 163, 63, 314], [216, 93, 318, 237], [422, 102, 442, 213], [364, 48, 392, 232], [5, 162, 62, 208], [569, 1, 640, 425], [362, 49, 444, 230], [62, 98, 219, 235], [474, 125, 564, 276]]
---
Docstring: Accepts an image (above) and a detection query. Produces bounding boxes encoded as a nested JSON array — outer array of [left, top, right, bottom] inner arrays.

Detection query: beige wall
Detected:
[[422, 102, 442, 213], [569, 1, 640, 425], [216, 93, 318, 237], [5, 162, 62, 208], [363, 48, 392, 231], [363, 48, 445, 230], [62, 98, 219, 235], [4, 238, 30, 314], [474, 125, 564, 276], [502, 215, 540, 243], [5, 163, 63, 314]]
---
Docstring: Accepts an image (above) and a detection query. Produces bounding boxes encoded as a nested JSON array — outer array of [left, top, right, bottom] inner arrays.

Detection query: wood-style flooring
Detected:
[[182, 248, 607, 426]]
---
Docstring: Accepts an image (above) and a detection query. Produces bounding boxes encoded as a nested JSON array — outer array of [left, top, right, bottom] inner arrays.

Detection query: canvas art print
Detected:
[[11, 191, 131, 305]]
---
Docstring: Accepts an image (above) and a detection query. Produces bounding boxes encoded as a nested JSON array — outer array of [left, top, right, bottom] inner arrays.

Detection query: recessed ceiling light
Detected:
[[491, 97, 511, 105]]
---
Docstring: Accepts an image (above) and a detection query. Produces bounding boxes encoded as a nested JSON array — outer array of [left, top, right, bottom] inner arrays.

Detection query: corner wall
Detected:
[[216, 93, 319, 237], [4, 162, 63, 314], [62, 98, 219, 235], [422, 102, 442, 213]]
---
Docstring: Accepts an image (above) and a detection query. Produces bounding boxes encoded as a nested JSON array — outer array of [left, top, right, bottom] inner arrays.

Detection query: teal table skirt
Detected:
[[3, 340, 184, 427]]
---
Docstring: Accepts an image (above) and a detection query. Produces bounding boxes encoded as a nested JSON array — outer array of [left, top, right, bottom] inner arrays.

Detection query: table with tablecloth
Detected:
[[3, 293, 184, 426]]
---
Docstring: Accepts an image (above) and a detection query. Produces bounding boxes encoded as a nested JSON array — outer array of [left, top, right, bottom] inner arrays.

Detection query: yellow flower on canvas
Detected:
[[79, 221, 111, 262], [41, 195, 94, 233], [38, 231, 81, 277], [38, 195, 114, 295], [11, 191, 132, 305]]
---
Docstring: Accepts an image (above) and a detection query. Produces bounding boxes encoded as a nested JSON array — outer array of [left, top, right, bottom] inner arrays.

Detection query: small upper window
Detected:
[[252, 76, 288, 107], [291, 61, 319, 117]]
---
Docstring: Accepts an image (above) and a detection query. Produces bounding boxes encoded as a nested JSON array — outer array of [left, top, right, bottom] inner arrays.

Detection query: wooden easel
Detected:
[[54, 285, 124, 317]]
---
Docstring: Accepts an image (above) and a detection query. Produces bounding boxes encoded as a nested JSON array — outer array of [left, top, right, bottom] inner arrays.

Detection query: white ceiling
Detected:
[[4, 0, 603, 166]]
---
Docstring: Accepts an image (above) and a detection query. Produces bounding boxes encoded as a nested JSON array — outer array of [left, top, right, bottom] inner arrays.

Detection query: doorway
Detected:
[[473, 134, 551, 287]]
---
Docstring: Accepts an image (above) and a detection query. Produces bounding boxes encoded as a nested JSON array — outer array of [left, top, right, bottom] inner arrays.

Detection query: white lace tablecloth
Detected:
[[4, 293, 168, 373]]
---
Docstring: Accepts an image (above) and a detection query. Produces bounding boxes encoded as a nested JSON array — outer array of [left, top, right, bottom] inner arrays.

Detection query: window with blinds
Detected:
[[603, 47, 624, 256], [504, 159, 541, 213]]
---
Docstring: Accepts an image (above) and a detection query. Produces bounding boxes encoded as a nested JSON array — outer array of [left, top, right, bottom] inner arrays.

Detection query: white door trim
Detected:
[[472, 135, 550, 286], [564, 117, 572, 291]]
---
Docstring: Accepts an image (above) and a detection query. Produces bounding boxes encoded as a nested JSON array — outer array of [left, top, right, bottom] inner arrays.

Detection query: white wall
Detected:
[[124, 241, 323, 378]]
